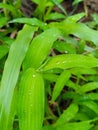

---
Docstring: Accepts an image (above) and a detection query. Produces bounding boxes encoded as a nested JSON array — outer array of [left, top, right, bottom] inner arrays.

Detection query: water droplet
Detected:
[[65, 51, 68, 53], [53, 34, 57, 37], [32, 74, 36, 78], [62, 61, 66, 64]]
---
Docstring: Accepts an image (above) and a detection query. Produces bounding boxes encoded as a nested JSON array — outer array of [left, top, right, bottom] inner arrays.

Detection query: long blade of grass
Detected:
[[56, 120, 93, 130], [23, 28, 60, 70], [49, 16, 98, 46], [0, 24, 36, 130], [80, 101, 98, 115], [79, 82, 98, 93], [42, 54, 98, 71], [55, 103, 79, 126], [0, 3, 18, 17], [19, 68, 44, 130], [52, 70, 71, 101], [51, 0, 67, 15], [9, 17, 47, 30]]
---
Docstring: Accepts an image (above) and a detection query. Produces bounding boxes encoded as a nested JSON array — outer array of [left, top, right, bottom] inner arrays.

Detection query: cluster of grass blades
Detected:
[[1, 0, 98, 130]]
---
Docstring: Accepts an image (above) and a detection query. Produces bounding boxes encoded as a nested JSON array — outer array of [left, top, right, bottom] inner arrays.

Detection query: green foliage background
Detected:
[[1, 0, 98, 130]]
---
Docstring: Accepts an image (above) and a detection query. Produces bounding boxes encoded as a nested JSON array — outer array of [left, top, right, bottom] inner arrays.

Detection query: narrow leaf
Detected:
[[0, 25, 36, 130], [0, 44, 9, 59], [55, 103, 78, 126], [56, 120, 93, 130], [9, 17, 47, 30], [79, 82, 98, 93], [23, 28, 60, 70], [19, 68, 44, 130], [52, 70, 71, 101], [80, 101, 98, 115], [43, 54, 98, 71]]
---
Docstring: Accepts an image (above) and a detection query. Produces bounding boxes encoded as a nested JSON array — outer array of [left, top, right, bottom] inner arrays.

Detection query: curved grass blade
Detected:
[[0, 25, 36, 130], [42, 54, 98, 71], [52, 0, 67, 15], [9, 17, 47, 30], [80, 101, 98, 115], [0, 3, 19, 17], [52, 70, 71, 101], [79, 82, 98, 93], [23, 28, 60, 70], [55, 103, 78, 126], [56, 120, 93, 130], [49, 17, 98, 46], [19, 68, 44, 130]]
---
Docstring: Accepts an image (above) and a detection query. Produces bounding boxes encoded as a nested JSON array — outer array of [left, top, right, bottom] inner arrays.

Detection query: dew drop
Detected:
[[65, 51, 68, 53], [32, 74, 36, 78], [62, 61, 66, 64], [53, 34, 57, 37]]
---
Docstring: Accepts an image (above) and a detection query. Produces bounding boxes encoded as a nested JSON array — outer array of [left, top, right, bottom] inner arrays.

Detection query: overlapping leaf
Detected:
[[23, 28, 60, 70], [55, 103, 79, 126], [0, 25, 36, 130], [43, 54, 98, 71], [52, 70, 71, 101], [19, 68, 44, 130]]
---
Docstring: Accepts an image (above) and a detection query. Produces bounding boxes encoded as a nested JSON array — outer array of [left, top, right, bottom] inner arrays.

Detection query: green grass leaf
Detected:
[[43, 54, 98, 71], [19, 68, 44, 130], [0, 25, 36, 130], [56, 120, 93, 130], [9, 17, 47, 30], [55, 103, 78, 126], [79, 82, 98, 93], [52, 70, 71, 101], [0, 17, 7, 28], [0, 45, 9, 59], [0, 3, 19, 17], [80, 101, 98, 115], [23, 28, 61, 70]]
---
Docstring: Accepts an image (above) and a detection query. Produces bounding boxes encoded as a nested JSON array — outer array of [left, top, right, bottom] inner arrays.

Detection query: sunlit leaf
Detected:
[[55, 103, 78, 126], [79, 82, 98, 93], [0, 25, 36, 130], [53, 41, 76, 54], [52, 70, 71, 101], [9, 17, 47, 30], [43, 54, 98, 71], [23, 28, 60, 70], [56, 120, 93, 130], [19, 68, 44, 130]]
